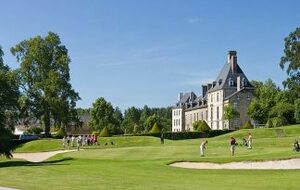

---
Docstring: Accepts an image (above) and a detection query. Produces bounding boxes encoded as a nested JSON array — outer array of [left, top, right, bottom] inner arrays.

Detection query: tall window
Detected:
[[211, 94, 213, 103], [210, 107, 213, 120], [217, 106, 219, 120], [217, 93, 219, 102]]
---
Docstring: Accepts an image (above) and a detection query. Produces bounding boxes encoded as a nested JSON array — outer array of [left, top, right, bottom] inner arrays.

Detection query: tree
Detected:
[[11, 32, 80, 136], [279, 27, 300, 103], [89, 97, 114, 131], [139, 105, 152, 131], [295, 99, 300, 123], [247, 79, 279, 124], [224, 104, 240, 128], [121, 107, 141, 133], [269, 102, 295, 124], [112, 107, 123, 134], [144, 114, 161, 132], [0, 46, 20, 158]]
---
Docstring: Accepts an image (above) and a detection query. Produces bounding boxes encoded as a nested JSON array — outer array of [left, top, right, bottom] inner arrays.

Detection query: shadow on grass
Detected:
[[0, 157, 74, 168]]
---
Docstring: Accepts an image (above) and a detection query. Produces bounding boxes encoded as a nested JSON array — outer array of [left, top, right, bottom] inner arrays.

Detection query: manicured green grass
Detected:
[[1, 125, 300, 190]]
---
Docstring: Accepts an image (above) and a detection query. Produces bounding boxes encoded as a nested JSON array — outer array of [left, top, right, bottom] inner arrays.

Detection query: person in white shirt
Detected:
[[247, 133, 253, 149], [200, 140, 208, 157]]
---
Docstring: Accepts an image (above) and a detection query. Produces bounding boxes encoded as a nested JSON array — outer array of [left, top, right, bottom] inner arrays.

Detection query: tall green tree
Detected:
[[144, 114, 162, 132], [139, 105, 152, 131], [247, 79, 279, 124], [294, 99, 300, 123], [121, 107, 141, 133], [279, 27, 300, 102], [0, 46, 20, 158], [11, 32, 80, 136], [89, 97, 115, 131], [112, 106, 123, 134], [223, 104, 240, 128]]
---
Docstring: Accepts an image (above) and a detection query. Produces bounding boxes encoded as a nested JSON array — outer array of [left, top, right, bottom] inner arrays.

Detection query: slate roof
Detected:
[[174, 92, 197, 108], [207, 62, 253, 93]]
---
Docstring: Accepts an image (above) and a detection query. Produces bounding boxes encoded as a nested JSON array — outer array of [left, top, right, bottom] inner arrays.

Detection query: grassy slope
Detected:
[[1, 125, 300, 190]]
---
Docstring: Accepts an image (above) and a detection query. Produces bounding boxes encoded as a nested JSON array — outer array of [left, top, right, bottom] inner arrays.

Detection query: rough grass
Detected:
[[1, 125, 300, 190]]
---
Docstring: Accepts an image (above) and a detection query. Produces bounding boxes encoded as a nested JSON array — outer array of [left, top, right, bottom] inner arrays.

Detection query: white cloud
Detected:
[[187, 17, 200, 24]]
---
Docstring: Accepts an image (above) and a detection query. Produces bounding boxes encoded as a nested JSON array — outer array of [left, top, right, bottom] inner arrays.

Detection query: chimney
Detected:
[[228, 50, 237, 74], [178, 92, 183, 101], [237, 76, 241, 91], [202, 85, 208, 97]]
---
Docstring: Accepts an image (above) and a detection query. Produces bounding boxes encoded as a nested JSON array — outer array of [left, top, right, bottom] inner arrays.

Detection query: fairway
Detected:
[[1, 126, 300, 190]]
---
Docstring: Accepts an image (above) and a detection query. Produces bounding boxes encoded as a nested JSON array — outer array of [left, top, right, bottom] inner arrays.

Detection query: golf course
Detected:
[[1, 125, 300, 190]]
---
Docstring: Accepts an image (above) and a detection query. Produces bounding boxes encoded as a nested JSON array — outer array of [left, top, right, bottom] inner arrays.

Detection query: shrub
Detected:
[[149, 122, 161, 134], [193, 120, 211, 133], [92, 130, 100, 136], [27, 126, 43, 135], [271, 117, 288, 127], [266, 119, 273, 128], [99, 127, 110, 137], [55, 127, 66, 138], [135, 130, 233, 140], [242, 121, 253, 129]]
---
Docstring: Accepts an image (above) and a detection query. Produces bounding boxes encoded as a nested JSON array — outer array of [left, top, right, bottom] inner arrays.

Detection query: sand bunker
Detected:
[[13, 150, 76, 162], [170, 158, 300, 170]]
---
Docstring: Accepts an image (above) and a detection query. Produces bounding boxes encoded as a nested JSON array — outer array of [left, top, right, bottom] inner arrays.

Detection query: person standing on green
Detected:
[[230, 137, 236, 156], [200, 140, 208, 157], [160, 132, 164, 144], [247, 133, 253, 149]]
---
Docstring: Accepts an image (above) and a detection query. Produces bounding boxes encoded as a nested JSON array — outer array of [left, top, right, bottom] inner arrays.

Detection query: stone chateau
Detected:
[[172, 51, 254, 132]]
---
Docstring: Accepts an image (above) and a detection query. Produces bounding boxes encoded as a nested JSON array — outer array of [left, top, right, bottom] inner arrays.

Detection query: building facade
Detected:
[[172, 51, 254, 132]]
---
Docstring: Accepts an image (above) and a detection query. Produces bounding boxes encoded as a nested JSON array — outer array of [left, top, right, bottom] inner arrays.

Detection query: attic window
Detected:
[[228, 78, 234, 86], [218, 79, 222, 85]]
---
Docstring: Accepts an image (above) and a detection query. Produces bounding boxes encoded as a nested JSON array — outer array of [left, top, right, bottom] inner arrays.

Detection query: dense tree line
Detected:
[[86, 98, 172, 135]]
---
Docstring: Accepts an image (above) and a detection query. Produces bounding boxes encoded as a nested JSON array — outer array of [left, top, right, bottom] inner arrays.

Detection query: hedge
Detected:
[[131, 130, 233, 140]]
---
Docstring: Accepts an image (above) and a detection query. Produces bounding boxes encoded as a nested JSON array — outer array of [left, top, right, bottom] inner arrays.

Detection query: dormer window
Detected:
[[228, 78, 234, 86], [242, 78, 247, 86], [218, 79, 222, 85]]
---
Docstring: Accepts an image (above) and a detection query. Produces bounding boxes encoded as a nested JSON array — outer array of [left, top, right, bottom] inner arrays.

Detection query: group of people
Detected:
[[62, 135, 98, 150], [199, 133, 253, 157]]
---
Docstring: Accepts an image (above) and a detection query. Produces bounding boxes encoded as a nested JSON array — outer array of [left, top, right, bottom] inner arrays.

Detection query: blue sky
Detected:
[[0, 0, 299, 110]]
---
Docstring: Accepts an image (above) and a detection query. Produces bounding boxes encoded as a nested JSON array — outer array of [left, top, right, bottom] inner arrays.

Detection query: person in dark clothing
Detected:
[[160, 132, 164, 144], [230, 137, 236, 156], [294, 140, 300, 152]]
